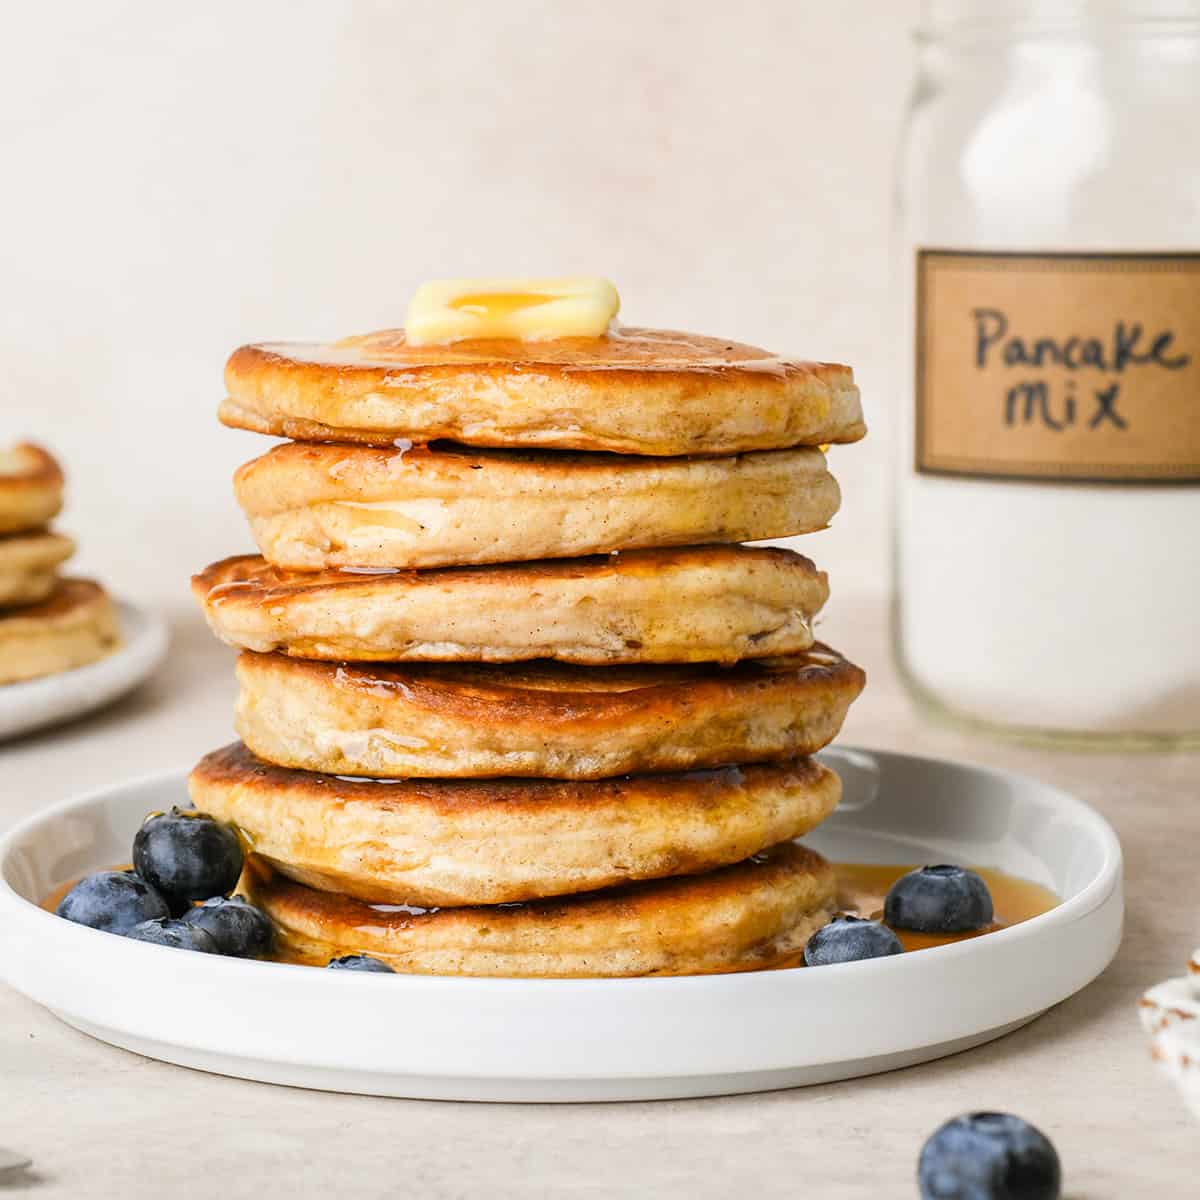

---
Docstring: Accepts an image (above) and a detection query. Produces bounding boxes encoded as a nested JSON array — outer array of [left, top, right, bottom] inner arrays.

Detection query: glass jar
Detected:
[[894, 0, 1200, 746]]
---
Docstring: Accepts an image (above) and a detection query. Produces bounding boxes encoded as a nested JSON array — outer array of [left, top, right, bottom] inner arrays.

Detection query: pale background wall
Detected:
[[1, 0, 918, 636]]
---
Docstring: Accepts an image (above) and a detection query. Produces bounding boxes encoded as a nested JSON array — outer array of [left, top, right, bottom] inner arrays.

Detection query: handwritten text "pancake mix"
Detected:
[[972, 309, 1191, 433]]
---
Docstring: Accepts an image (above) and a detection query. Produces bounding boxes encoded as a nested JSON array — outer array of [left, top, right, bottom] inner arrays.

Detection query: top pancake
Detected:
[[0, 443, 64, 535], [221, 326, 864, 456]]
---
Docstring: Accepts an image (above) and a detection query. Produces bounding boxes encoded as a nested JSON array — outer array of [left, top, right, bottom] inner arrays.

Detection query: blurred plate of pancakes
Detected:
[[0, 443, 167, 740]]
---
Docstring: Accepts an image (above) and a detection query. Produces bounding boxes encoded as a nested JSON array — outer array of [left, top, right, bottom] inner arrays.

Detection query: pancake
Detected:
[[234, 644, 865, 780], [191, 546, 829, 666], [0, 578, 120, 685], [0, 530, 75, 607], [0, 443, 64, 535], [233, 441, 840, 570], [240, 841, 837, 977], [190, 741, 842, 906], [221, 325, 864, 456]]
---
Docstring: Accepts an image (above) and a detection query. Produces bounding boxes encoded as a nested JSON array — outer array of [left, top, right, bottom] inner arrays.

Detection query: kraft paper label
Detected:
[[915, 250, 1200, 482]]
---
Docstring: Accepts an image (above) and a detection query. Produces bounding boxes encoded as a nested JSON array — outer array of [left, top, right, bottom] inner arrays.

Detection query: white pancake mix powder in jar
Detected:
[[895, 0, 1200, 743]]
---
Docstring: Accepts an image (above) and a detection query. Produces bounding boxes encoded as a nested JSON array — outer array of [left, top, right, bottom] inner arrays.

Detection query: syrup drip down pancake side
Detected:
[[192, 545, 829, 666], [233, 441, 841, 571], [234, 645, 866, 780], [190, 742, 842, 906], [241, 841, 838, 977], [221, 326, 864, 457]]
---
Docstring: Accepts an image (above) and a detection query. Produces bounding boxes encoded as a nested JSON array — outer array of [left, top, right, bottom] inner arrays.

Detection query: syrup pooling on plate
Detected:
[[42, 861, 1059, 970], [763, 863, 1059, 970], [832, 863, 1058, 953]]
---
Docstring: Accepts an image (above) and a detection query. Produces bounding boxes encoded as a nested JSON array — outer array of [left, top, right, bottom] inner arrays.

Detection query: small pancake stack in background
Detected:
[[190, 279, 868, 977], [0, 443, 119, 685]]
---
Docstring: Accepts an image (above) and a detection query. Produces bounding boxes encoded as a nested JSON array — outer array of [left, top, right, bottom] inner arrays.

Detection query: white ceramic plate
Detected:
[[0, 600, 168, 741], [0, 748, 1122, 1102]]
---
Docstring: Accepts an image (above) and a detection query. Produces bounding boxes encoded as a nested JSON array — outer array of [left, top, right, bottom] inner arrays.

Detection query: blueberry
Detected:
[[326, 954, 395, 973], [804, 914, 904, 966], [919, 1112, 1061, 1200], [132, 808, 243, 916], [56, 870, 170, 934], [884, 865, 994, 933], [180, 896, 274, 958], [126, 918, 219, 954]]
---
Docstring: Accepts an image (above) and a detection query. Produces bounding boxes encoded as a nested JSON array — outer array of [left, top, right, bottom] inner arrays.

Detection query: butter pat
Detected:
[[405, 277, 619, 345]]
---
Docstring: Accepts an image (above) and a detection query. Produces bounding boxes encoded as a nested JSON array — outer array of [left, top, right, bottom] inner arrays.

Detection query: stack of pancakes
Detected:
[[189, 325, 867, 977], [0, 443, 119, 685]]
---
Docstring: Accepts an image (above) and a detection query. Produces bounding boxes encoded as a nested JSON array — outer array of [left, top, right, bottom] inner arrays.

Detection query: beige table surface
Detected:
[[1, 590, 1196, 1199]]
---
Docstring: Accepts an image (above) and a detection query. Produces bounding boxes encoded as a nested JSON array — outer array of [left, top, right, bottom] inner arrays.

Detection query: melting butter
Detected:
[[405, 277, 619, 345]]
